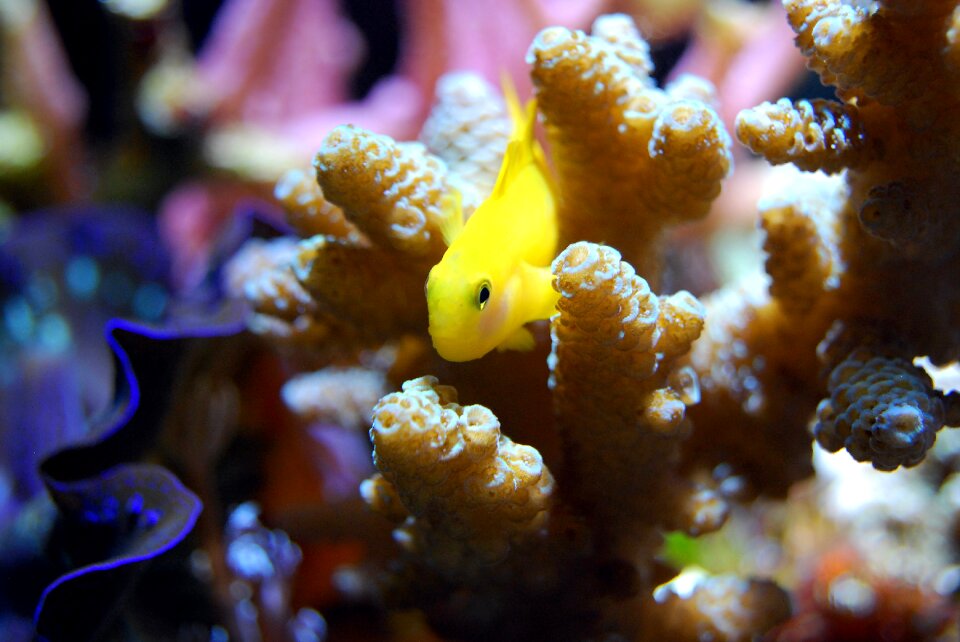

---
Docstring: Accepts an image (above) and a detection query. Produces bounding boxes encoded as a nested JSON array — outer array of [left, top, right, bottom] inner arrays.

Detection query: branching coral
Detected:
[[282, 366, 387, 431], [549, 242, 711, 545], [222, 236, 325, 343], [686, 0, 960, 478], [18, 1, 960, 639], [528, 14, 733, 283], [417, 72, 512, 214], [354, 241, 784, 639], [219, 12, 799, 639]]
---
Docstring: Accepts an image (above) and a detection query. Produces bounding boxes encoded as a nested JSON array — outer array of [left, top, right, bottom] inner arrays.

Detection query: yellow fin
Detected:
[[501, 73, 525, 132], [492, 77, 539, 199], [520, 262, 560, 320], [496, 326, 535, 352], [438, 189, 463, 246]]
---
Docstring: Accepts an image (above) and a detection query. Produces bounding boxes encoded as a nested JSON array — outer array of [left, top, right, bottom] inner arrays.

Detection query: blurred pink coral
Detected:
[[193, 0, 363, 127], [1, 0, 88, 201]]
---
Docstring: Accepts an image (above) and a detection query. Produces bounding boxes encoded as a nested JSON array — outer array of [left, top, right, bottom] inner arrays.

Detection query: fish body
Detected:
[[426, 90, 559, 362]]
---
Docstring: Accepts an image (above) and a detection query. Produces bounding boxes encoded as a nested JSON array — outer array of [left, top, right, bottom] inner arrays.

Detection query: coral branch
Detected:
[[274, 167, 361, 241], [814, 349, 947, 471], [528, 14, 732, 283], [315, 127, 450, 257], [418, 72, 511, 213], [736, 98, 872, 173], [362, 376, 554, 577], [550, 242, 711, 543]]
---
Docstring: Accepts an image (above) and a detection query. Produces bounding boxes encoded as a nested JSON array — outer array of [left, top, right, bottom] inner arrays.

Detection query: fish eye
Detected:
[[476, 280, 491, 310]]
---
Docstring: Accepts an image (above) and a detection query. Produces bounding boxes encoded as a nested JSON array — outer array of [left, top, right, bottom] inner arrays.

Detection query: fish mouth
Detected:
[[428, 332, 477, 363]]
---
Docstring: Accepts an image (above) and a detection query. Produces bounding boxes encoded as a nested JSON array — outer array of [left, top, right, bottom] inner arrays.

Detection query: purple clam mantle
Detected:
[[33, 306, 246, 641]]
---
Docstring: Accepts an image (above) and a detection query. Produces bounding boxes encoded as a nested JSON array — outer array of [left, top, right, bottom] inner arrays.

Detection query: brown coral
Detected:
[[550, 241, 712, 545], [759, 170, 844, 316], [528, 14, 733, 284], [689, 0, 960, 481], [222, 237, 326, 342], [736, 98, 873, 173], [287, 128, 453, 345], [273, 166, 360, 241], [361, 376, 554, 577], [266, 73, 514, 349]]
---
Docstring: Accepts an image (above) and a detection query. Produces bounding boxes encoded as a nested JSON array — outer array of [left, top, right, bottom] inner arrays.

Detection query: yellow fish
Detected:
[[426, 83, 559, 362]]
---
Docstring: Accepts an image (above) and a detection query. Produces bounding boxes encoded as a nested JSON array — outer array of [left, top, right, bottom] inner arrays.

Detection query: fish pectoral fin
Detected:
[[496, 326, 536, 352], [520, 262, 561, 321]]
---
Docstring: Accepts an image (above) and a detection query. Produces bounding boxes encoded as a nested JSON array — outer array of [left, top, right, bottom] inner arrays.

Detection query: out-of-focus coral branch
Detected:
[[223, 236, 327, 343], [418, 72, 511, 213], [282, 367, 387, 431], [645, 570, 791, 642], [274, 167, 361, 242]]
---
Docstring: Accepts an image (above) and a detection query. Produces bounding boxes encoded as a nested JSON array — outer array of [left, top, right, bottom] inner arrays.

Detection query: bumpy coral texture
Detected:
[[529, 14, 733, 284], [815, 350, 946, 471], [361, 376, 554, 578], [550, 242, 713, 546], [692, 0, 960, 475], [274, 166, 361, 241], [759, 170, 844, 317], [232, 16, 798, 638], [293, 129, 452, 344], [736, 98, 872, 173]]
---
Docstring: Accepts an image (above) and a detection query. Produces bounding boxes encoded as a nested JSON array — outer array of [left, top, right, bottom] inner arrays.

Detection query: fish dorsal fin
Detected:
[[501, 73, 525, 131], [492, 76, 539, 200], [438, 188, 464, 246]]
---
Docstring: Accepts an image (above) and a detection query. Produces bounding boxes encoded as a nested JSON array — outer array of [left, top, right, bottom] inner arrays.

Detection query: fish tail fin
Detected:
[[438, 188, 464, 246]]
